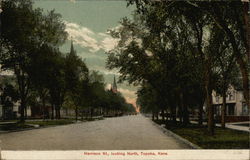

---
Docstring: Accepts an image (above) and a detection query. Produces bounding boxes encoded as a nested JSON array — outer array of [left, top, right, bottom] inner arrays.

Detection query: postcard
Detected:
[[0, 0, 249, 159]]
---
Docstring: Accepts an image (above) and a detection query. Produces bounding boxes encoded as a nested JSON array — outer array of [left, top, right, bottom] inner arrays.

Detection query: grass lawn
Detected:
[[0, 120, 18, 122], [154, 120, 249, 149], [0, 123, 33, 131]]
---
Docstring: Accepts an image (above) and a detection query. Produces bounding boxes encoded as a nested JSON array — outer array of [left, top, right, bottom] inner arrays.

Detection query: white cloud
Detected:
[[69, 0, 76, 3], [102, 70, 121, 76], [64, 21, 118, 53], [65, 21, 100, 53], [66, 22, 80, 29], [101, 37, 119, 52], [97, 32, 108, 37]]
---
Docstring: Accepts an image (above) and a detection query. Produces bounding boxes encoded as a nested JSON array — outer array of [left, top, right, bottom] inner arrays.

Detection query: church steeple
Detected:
[[70, 38, 75, 54], [113, 76, 117, 90], [111, 75, 118, 93]]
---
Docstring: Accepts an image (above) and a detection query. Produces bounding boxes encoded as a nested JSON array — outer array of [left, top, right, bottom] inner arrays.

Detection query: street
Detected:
[[0, 115, 190, 150]]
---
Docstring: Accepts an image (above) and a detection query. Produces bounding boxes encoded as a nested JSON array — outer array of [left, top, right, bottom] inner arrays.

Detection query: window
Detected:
[[227, 104, 235, 115], [242, 103, 249, 116], [216, 96, 220, 103], [215, 105, 221, 116], [228, 91, 235, 101]]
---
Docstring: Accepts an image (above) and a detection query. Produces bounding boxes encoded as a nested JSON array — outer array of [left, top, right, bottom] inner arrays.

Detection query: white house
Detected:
[[212, 85, 249, 117]]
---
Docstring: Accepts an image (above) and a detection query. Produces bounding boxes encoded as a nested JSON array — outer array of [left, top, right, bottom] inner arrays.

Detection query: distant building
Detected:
[[110, 76, 118, 93], [0, 75, 30, 119], [212, 85, 249, 117]]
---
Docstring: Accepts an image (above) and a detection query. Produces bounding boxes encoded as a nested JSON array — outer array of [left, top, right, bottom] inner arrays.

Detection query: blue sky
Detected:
[[33, 0, 137, 106]]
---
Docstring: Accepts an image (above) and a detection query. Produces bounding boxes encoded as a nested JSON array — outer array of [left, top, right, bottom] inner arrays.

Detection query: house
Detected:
[[212, 85, 249, 122], [0, 75, 31, 119]]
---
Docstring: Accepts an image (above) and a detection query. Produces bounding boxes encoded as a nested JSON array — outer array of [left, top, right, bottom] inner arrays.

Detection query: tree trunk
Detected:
[[81, 110, 83, 121], [161, 109, 165, 121], [183, 104, 189, 125], [24, 106, 27, 119], [75, 106, 78, 121], [218, 18, 250, 109], [243, 2, 249, 59], [2, 104, 4, 120], [58, 109, 61, 119], [237, 57, 250, 108], [221, 89, 226, 128], [180, 92, 189, 125], [16, 69, 28, 123], [90, 108, 93, 119], [152, 111, 155, 120], [206, 76, 214, 135], [170, 106, 176, 123], [55, 107, 60, 119], [57, 105, 61, 119], [20, 101, 25, 123], [42, 98, 46, 120], [179, 92, 184, 123], [55, 106, 58, 119], [156, 111, 159, 120], [198, 98, 204, 126], [51, 104, 54, 120]]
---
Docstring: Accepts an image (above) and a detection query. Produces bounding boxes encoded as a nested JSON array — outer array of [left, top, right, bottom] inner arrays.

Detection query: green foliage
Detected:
[[0, 0, 136, 121], [106, 4, 206, 119], [107, 1, 249, 134], [0, 0, 67, 121], [162, 121, 249, 149], [136, 83, 158, 113]]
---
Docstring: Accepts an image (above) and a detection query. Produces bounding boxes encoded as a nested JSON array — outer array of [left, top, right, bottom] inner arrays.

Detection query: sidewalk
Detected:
[[224, 122, 250, 132], [144, 115, 250, 133], [190, 120, 250, 132]]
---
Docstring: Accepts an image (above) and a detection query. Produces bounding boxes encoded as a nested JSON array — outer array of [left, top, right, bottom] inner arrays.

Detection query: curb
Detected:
[[148, 118, 202, 149], [0, 121, 76, 134], [0, 118, 106, 134], [0, 127, 37, 134]]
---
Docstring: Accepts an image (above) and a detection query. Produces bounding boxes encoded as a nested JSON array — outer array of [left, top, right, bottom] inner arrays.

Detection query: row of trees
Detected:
[[0, 0, 135, 122], [106, 0, 249, 135]]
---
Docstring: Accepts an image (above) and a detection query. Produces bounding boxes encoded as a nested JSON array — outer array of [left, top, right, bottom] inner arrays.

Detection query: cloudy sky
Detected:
[[33, 0, 138, 107]]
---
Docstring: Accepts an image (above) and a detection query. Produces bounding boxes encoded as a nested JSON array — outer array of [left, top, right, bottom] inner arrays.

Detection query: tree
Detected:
[[210, 28, 242, 128], [137, 83, 158, 120], [47, 50, 66, 119], [126, 0, 246, 135], [88, 71, 106, 118], [107, 4, 208, 127], [0, 0, 67, 122], [128, 0, 249, 134], [29, 44, 54, 119], [183, 0, 250, 111], [64, 41, 89, 121]]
